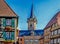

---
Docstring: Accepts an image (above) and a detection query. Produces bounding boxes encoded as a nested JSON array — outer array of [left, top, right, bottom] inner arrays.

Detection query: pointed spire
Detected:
[[30, 3, 35, 18]]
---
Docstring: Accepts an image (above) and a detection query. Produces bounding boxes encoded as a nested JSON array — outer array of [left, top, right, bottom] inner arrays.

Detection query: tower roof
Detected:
[[19, 30, 44, 37], [29, 4, 35, 18], [27, 3, 37, 23]]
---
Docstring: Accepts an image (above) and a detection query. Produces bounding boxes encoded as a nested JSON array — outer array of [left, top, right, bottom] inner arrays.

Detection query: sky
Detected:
[[5, 0, 60, 30]]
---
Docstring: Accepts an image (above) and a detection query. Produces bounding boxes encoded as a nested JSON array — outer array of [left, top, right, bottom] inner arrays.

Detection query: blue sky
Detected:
[[5, 0, 60, 30]]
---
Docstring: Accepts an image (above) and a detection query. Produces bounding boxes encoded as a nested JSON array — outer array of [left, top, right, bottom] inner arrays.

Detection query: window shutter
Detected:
[[3, 18, 6, 27], [11, 32, 14, 40], [3, 32, 6, 39], [11, 19, 15, 28]]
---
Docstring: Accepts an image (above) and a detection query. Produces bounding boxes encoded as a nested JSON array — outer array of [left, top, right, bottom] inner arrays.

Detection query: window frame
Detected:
[[6, 19, 11, 26]]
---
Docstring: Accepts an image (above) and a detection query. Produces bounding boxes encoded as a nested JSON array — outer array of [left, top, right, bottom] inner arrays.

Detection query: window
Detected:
[[34, 40, 39, 44], [25, 40, 28, 41], [30, 24, 32, 27], [54, 39, 57, 44], [52, 23, 57, 27], [3, 32, 14, 40], [20, 39, 22, 41], [25, 40, 39, 44], [58, 38, 60, 43], [25, 40, 29, 44], [30, 40, 33, 44], [54, 23, 57, 27], [58, 29, 60, 34], [6, 32, 10, 39], [0, 33, 3, 38], [50, 39, 53, 44], [34, 40, 38, 41], [44, 37, 45, 39], [6, 19, 11, 26], [45, 36, 47, 39], [54, 30, 57, 35], [0, 28, 3, 31], [45, 36, 49, 39], [52, 24, 55, 27], [51, 31, 54, 35]]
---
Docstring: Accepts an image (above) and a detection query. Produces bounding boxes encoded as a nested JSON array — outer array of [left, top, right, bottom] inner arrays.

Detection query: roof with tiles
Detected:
[[0, 0, 18, 17], [19, 30, 44, 37], [44, 11, 60, 29]]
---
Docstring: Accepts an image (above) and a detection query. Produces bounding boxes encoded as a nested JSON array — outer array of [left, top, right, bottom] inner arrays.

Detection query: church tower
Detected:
[[27, 4, 37, 30]]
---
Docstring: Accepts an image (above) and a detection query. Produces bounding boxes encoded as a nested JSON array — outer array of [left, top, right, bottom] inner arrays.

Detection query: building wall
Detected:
[[44, 27, 51, 44], [50, 23, 60, 44], [24, 36, 40, 44], [0, 18, 18, 44], [24, 39, 39, 44], [44, 13, 60, 44], [39, 38, 44, 44], [28, 21, 37, 30], [18, 37, 24, 44], [50, 15, 60, 44]]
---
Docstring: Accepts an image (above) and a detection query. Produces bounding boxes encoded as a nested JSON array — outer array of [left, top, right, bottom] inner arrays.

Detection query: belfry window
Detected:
[[30, 24, 32, 27]]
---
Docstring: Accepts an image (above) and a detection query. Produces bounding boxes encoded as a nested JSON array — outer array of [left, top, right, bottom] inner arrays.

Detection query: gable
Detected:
[[0, 0, 18, 17]]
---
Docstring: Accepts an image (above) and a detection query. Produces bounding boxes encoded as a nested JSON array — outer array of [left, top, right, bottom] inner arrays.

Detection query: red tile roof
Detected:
[[44, 11, 60, 29], [0, 0, 18, 17]]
